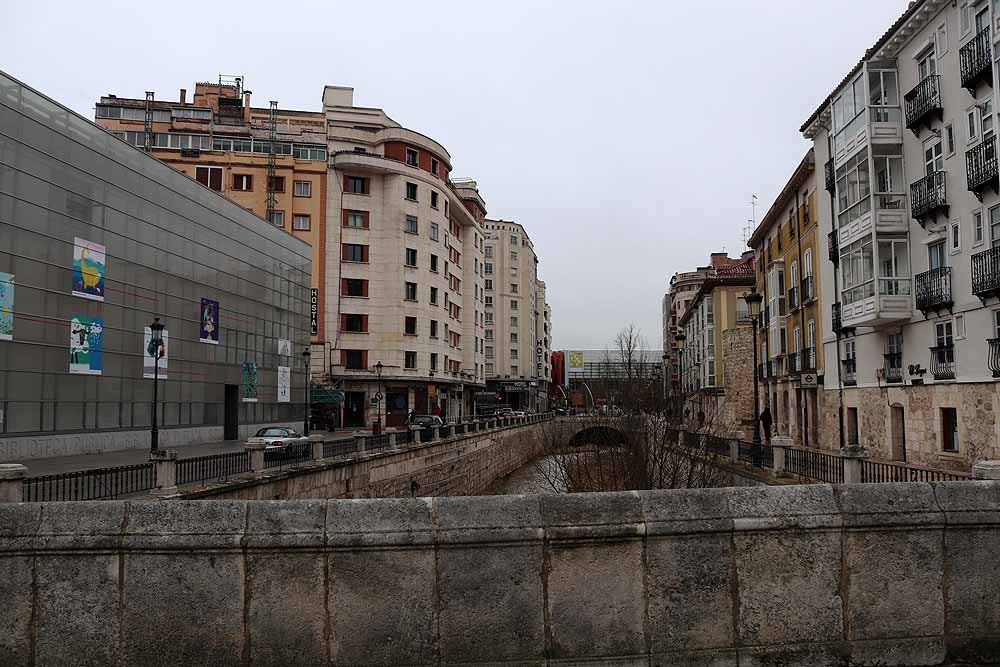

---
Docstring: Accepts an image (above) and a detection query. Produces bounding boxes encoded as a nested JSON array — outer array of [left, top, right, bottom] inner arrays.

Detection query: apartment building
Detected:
[[538, 281, 553, 398], [323, 86, 487, 427], [676, 253, 756, 434], [93, 78, 329, 339], [482, 219, 549, 411], [801, 0, 1000, 468], [749, 149, 826, 447]]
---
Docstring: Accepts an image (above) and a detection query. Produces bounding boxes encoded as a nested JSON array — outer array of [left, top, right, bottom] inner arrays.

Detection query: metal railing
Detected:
[[264, 442, 312, 469], [788, 286, 798, 311], [989, 338, 1000, 378], [883, 353, 903, 384], [801, 275, 815, 302], [784, 448, 844, 484], [960, 26, 992, 93], [737, 440, 773, 467], [702, 434, 731, 458], [971, 245, 1000, 297], [910, 170, 947, 223], [930, 344, 955, 380], [842, 358, 857, 386], [832, 302, 843, 333], [23, 463, 154, 502], [861, 459, 970, 483], [323, 438, 359, 459], [904, 74, 942, 130], [966, 134, 997, 194], [915, 266, 953, 311], [801, 347, 816, 372], [177, 451, 250, 485]]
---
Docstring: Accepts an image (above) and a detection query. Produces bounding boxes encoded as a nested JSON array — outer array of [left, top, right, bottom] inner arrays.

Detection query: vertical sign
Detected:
[[241, 361, 258, 403], [69, 316, 103, 375], [199, 298, 220, 344], [277, 366, 290, 403], [0, 272, 13, 341], [143, 327, 169, 379], [310, 288, 318, 336], [71, 238, 106, 302]]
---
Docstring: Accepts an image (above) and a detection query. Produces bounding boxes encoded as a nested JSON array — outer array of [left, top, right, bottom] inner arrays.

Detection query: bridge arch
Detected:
[[567, 424, 627, 448]]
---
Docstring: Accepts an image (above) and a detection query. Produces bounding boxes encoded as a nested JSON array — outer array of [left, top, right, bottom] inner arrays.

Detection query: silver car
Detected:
[[250, 427, 309, 450]]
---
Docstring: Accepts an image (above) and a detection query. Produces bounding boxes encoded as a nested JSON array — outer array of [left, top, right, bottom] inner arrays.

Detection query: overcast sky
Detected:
[[4, 1, 905, 351]]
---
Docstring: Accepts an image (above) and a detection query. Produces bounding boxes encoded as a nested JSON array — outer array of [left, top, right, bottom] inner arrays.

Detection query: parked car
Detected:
[[513, 410, 526, 417], [248, 427, 309, 450], [554, 408, 567, 416], [494, 408, 514, 417], [406, 415, 444, 430]]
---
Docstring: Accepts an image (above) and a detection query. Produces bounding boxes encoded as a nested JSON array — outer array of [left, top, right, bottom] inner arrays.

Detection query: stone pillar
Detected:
[[430, 427, 439, 441], [310, 434, 325, 461], [388, 432, 397, 448], [455, 423, 465, 435], [246, 438, 267, 476], [150, 449, 178, 497], [0, 464, 27, 503], [771, 436, 793, 476], [840, 445, 871, 484], [729, 439, 740, 464], [973, 460, 1000, 479], [355, 434, 367, 453]]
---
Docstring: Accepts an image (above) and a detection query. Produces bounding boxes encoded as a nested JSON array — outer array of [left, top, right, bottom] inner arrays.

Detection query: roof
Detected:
[[677, 268, 756, 327], [748, 148, 815, 247]]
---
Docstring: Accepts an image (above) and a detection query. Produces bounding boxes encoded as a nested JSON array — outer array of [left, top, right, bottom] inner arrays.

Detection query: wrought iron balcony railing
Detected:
[[789, 351, 800, 374], [883, 353, 903, 384], [904, 75, 943, 133], [930, 344, 955, 380], [788, 286, 799, 311], [842, 358, 857, 386], [960, 26, 993, 94], [967, 134, 998, 199], [832, 302, 843, 334], [910, 171, 948, 224], [988, 338, 1000, 378], [801, 347, 816, 372], [801, 275, 815, 302], [828, 230, 839, 264], [825, 158, 835, 193], [971, 245, 1000, 298], [915, 266, 953, 312]]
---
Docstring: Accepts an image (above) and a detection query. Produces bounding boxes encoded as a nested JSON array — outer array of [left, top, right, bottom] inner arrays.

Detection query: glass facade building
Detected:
[[0, 72, 312, 459]]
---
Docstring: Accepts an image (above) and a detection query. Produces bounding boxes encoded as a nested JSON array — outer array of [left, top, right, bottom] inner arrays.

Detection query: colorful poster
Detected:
[[71, 238, 106, 302], [69, 316, 103, 375], [277, 366, 290, 403], [143, 327, 169, 379], [241, 361, 258, 403], [277, 338, 291, 356], [199, 298, 219, 344], [0, 272, 12, 341], [568, 351, 585, 372]]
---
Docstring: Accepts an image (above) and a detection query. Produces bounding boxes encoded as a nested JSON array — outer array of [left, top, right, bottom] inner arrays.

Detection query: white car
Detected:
[[249, 427, 309, 450]]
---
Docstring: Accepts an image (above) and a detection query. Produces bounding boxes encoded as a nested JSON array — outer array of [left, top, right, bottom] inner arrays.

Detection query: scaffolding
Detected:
[[143, 91, 154, 152], [266, 100, 278, 222]]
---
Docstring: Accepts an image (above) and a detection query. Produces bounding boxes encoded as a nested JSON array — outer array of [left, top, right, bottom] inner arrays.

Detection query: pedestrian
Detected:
[[432, 405, 441, 417], [760, 406, 773, 444], [406, 409, 416, 424]]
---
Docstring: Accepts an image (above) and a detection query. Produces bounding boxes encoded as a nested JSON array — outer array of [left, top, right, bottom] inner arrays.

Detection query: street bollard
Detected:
[[388, 432, 397, 448], [0, 464, 27, 503], [310, 434, 325, 461], [246, 438, 267, 476], [355, 434, 367, 454], [150, 449, 178, 497]]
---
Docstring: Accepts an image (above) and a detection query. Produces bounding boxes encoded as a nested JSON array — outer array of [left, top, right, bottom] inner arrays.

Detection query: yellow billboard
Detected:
[[568, 351, 585, 371]]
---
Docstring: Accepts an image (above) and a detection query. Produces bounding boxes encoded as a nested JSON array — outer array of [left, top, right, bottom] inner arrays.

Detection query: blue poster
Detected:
[[241, 361, 258, 402], [69, 316, 103, 375], [71, 238, 106, 302]]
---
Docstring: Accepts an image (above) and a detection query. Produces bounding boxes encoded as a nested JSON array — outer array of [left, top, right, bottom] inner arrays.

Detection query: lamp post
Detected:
[[372, 361, 383, 435], [674, 333, 685, 424], [744, 291, 764, 466], [147, 317, 165, 453], [302, 348, 311, 436]]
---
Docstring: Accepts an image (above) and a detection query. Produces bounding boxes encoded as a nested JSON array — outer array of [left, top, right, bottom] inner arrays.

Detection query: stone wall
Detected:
[[2, 482, 999, 665], [720, 326, 755, 435]]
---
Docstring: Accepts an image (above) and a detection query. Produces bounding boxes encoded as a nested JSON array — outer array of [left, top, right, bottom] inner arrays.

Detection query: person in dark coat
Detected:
[[759, 406, 773, 444]]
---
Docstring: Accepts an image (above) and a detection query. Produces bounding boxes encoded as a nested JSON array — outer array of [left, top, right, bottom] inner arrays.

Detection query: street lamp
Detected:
[[744, 291, 764, 465], [302, 348, 311, 436], [147, 317, 165, 452], [372, 361, 383, 435], [674, 333, 686, 423]]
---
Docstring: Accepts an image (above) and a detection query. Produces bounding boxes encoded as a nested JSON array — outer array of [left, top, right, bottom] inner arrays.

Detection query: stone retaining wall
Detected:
[[2, 482, 998, 665]]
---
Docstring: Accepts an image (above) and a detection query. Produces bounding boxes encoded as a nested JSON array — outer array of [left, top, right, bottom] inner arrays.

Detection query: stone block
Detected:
[[541, 491, 643, 541], [247, 553, 326, 667], [0, 503, 42, 552], [35, 555, 120, 666], [834, 482, 943, 528], [546, 540, 645, 660], [437, 544, 545, 663], [844, 528, 944, 640], [329, 548, 436, 666], [640, 487, 733, 536], [433, 494, 542, 545], [326, 497, 433, 547], [848, 637, 946, 666], [123, 553, 244, 667], [647, 648, 738, 666], [246, 499, 325, 549], [0, 556, 32, 666], [646, 532, 734, 653], [123, 499, 246, 550], [727, 484, 841, 531], [738, 642, 849, 667], [734, 530, 843, 645], [931, 480, 1000, 525], [945, 527, 1000, 635], [34, 500, 125, 551]]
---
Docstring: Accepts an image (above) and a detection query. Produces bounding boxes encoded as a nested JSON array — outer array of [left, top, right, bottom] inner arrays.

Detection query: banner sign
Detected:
[[69, 316, 103, 375], [568, 351, 585, 371], [310, 288, 318, 336], [241, 361, 258, 403], [277, 339, 291, 356], [277, 366, 290, 403], [143, 327, 168, 379], [71, 238, 106, 302], [0, 272, 12, 341], [199, 298, 219, 344]]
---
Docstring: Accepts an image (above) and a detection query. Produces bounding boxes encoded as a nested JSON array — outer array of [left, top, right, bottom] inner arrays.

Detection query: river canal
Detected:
[[485, 455, 566, 494]]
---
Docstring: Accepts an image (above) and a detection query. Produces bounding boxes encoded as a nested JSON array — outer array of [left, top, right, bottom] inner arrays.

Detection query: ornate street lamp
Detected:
[[372, 361, 384, 435], [147, 317, 165, 452], [302, 348, 311, 436], [674, 332, 686, 424], [744, 291, 764, 465]]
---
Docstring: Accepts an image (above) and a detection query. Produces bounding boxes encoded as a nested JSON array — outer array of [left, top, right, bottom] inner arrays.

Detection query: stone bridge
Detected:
[[1, 482, 998, 665]]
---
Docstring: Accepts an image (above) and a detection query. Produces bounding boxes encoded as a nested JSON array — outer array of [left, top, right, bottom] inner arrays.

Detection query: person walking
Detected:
[[760, 405, 773, 445]]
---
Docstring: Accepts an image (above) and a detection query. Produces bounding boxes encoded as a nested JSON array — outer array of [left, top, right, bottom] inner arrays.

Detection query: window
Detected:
[[431, 191, 439, 209], [196, 166, 223, 191], [840, 236, 875, 304], [485, 296, 493, 307], [991, 205, 1000, 248], [877, 239, 911, 295], [343, 243, 367, 262], [510, 251, 518, 262], [430, 223, 439, 241], [955, 313, 966, 339], [982, 98, 995, 141], [233, 174, 252, 191], [485, 279, 493, 290], [511, 266, 518, 277], [293, 214, 310, 230], [928, 240, 947, 270], [485, 312, 493, 324], [511, 235, 518, 245], [951, 220, 961, 252], [405, 316, 417, 335], [405, 282, 417, 301], [268, 211, 284, 227], [511, 283, 518, 294], [430, 353, 438, 370], [345, 210, 367, 229], [343, 314, 367, 332], [268, 176, 286, 193], [803, 247, 814, 277], [346, 175, 368, 194], [935, 321, 955, 368], [486, 363, 494, 375], [430, 320, 438, 338], [945, 123, 956, 156], [941, 407, 959, 452], [510, 316, 518, 328], [430, 287, 438, 305], [974, 209, 985, 245], [511, 349, 519, 360], [511, 333, 518, 343], [294, 180, 312, 197], [405, 148, 419, 166], [924, 140, 943, 176], [406, 182, 418, 201], [405, 215, 418, 234], [484, 262, 493, 275], [405, 351, 417, 369], [430, 255, 439, 272], [342, 279, 367, 297], [511, 366, 519, 376], [917, 48, 937, 81], [962, 1, 973, 35], [485, 329, 493, 340], [936, 22, 948, 54], [343, 350, 366, 370], [431, 159, 439, 175], [485, 346, 494, 358], [510, 299, 518, 310], [835, 148, 871, 226], [405, 248, 417, 267], [485, 246, 493, 258]]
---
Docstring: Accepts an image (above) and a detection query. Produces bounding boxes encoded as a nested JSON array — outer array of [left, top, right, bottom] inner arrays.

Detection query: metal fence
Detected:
[[861, 459, 971, 483], [367, 433, 391, 451], [263, 442, 312, 469], [22, 463, 155, 502], [702, 434, 730, 458], [323, 438, 358, 459], [785, 448, 844, 484], [176, 451, 251, 485]]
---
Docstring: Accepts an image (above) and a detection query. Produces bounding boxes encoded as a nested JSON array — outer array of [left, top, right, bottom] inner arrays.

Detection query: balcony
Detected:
[[825, 158, 835, 194], [960, 27, 993, 95], [828, 230, 839, 264], [832, 302, 843, 334], [967, 135, 998, 201], [788, 286, 799, 311], [801, 347, 816, 372], [930, 345, 955, 381], [910, 171, 948, 225], [883, 353, 903, 384], [915, 267, 953, 314], [971, 245, 1000, 299], [801, 275, 815, 302], [904, 75, 943, 134], [788, 351, 800, 375], [988, 338, 1000, 378], [842, 358, 857, 386]]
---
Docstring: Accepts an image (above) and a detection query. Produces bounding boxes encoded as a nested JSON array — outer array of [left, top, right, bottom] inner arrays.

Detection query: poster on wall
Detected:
[[568, 351, 585, 372], [277, 339, 291, 356], [0, 272, 13, 341], [69, 316, 103, 375], [143, 327, 169, 379], [241, 361, 258, 402], [199, 298, 220, 344], [277, 366, 290, 403], [71, 238, 106, 302]]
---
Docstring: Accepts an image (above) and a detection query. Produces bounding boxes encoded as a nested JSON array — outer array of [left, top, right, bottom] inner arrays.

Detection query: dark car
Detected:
[[406, 415, 445, 430]]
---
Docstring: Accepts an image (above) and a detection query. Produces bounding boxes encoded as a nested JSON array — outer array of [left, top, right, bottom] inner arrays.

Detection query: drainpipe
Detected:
[[827, 131, 846, 451], [794, 186, 807, 444]]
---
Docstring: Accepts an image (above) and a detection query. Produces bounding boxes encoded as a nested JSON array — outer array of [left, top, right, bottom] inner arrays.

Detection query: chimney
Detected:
[[179, 88, 186, 105], [243, 90, 252, 123]]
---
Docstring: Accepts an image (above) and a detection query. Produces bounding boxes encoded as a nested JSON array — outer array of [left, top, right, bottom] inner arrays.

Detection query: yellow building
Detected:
[[749, 148, 825, 447]]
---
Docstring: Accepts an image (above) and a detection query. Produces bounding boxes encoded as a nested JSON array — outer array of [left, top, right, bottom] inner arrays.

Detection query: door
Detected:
[[990, 205, 1000, 247], [385, 388, 408, 427], [224, 384, 239, 440], [924, 140, 943, 176], [928, 240, 947, 270], [344, 391, 366, 427], [917, 49, 937, 80], [891, 405, 907, 461], [413, 387, 428, 415]]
